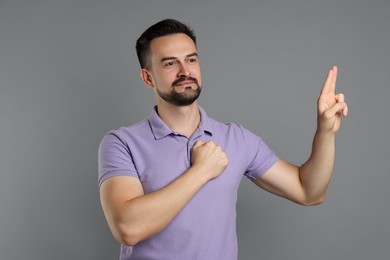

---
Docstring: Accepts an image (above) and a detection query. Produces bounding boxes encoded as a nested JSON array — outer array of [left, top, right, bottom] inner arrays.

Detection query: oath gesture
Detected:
[[317, 66, 348, 134]]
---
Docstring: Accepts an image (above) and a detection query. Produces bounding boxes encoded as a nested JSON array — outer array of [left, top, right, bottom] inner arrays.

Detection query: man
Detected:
[[98, 19, 348, 260]]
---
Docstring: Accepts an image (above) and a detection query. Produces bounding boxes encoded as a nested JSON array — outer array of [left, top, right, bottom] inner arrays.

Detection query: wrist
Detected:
[[188, 164, 212, 184], [315, 128, 336, 142]]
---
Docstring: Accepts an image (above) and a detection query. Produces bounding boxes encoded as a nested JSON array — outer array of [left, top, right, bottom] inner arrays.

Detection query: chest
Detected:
[[130, 134, 247, 194]]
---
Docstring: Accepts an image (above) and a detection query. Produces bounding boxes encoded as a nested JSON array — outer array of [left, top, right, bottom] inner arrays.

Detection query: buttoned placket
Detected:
[[185, 128, 204, 167]]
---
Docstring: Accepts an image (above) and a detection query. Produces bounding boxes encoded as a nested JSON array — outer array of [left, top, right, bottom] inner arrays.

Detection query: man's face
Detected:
[[145, 33, 202, 106]]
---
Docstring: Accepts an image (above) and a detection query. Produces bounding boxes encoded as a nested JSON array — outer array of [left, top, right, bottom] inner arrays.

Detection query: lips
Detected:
[[172, 76, 198, 87], [175, 80, 194, 86]]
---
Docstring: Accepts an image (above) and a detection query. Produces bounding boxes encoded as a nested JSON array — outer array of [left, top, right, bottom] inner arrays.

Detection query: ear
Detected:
[[140, 68, 154, 89]]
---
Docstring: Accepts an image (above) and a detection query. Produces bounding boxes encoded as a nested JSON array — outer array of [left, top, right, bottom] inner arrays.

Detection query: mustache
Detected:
[[172, 76, 199, 87]]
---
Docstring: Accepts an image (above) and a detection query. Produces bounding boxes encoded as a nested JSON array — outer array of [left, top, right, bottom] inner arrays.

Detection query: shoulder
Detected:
[[99, 119, 154, 154], [208, 117, 256, 139], [103, 119, 151, 142]]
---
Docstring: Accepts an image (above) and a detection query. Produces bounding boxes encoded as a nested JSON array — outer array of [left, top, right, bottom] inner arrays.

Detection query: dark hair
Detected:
[[136, 19, 197, 69]]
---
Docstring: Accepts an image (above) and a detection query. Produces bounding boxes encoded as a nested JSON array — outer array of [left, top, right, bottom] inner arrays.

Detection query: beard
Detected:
[[156, 76, 202, 106]]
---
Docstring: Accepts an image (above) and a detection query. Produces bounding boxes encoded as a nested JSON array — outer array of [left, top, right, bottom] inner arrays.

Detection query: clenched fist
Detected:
[[190, 140, 229, 180]]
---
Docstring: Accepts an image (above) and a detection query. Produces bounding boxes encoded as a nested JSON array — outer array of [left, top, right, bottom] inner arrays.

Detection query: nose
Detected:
[[178, 63, 191, 77]]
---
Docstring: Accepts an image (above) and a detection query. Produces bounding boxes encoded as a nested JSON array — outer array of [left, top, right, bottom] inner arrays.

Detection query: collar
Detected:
[[148, 106, 214, 140]]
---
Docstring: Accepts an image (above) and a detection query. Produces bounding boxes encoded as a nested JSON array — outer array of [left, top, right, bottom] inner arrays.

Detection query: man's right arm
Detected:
[[99, 140, 228, 246]]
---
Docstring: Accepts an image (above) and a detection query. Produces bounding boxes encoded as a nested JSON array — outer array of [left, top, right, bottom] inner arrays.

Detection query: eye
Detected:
[[188, 58, 198, 64], [164, 61, 176, 68]]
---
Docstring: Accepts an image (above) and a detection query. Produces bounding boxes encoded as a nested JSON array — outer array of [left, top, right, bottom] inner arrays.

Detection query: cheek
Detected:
[[196, 76, 202, 87], [155, 72, 176, 87], [195, 71, 202, 85], [193, 66, 202, 81]]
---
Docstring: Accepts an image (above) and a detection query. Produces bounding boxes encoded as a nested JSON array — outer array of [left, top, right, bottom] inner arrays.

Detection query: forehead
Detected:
[[149, 33, 197, 61]]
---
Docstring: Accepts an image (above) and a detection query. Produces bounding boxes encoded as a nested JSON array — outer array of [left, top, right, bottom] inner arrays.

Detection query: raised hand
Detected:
[[317, 66, 348, 134]]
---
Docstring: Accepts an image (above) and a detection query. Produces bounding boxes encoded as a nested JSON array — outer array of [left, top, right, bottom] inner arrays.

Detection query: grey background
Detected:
[[1, 0, 389, 259]]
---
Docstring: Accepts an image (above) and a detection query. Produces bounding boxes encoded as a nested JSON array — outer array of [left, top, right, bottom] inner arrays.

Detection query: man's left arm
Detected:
[[255, 66, 348, 205]]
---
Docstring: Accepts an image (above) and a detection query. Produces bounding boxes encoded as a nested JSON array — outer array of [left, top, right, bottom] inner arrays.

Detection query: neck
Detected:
[[156, 101, 201, 138]]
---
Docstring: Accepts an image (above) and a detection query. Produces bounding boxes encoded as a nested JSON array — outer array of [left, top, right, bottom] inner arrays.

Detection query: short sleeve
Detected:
[[240, 126, 279, 182], [98, 132, 139, 187]]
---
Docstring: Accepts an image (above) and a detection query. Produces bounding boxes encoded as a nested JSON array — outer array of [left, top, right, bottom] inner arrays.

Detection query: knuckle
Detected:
[[337, 93, 345, 100], [323, 111, 333, 119], [222, 153, 228, 162], [207, 141, 215, 147]]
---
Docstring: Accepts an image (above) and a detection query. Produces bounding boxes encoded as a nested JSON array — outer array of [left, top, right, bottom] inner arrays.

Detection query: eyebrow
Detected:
[[160, 52, 198, 63]]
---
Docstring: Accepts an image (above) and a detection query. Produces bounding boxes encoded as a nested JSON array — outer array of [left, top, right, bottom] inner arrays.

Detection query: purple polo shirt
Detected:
[[98, 106, 278, 260]]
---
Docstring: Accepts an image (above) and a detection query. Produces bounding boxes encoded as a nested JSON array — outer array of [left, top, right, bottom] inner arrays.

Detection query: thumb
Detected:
[[193, 140, 206, 149]]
